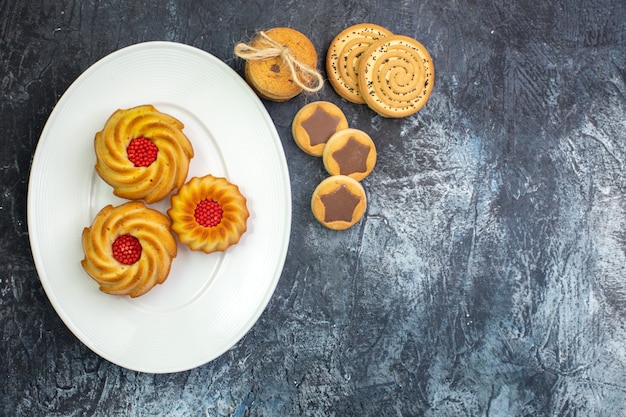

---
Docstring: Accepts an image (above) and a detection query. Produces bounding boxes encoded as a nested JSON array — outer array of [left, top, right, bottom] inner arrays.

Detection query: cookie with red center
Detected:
[[168, 175, 249, 253], [81, 201, 177, 298], [94, 104, 194, 203]]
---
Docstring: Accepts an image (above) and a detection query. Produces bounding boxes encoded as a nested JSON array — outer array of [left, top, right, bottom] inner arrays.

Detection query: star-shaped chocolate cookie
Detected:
[[311, 175, 367, 230]]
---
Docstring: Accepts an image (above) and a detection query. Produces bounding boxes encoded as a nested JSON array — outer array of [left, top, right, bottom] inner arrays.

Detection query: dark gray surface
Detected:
[[2, 1, 625, 415]]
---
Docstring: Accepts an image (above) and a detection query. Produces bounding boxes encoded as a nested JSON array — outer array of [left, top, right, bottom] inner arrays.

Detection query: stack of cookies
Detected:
[[236, 27, 324, 102], [326, 23, 434, 118], [292, 101, 377, 230]]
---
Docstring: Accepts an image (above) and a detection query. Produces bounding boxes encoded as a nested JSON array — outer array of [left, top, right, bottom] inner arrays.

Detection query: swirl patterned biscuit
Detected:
[[168, 175, 249, 253], [358, 35, 434, 118], [94, 105, 194, 203], [326, 23, 393, 104], [81, 202, 177, 298]]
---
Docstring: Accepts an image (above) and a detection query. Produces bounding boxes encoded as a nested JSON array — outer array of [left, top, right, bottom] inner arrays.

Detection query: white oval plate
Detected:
[[27, 42, 291, 373]]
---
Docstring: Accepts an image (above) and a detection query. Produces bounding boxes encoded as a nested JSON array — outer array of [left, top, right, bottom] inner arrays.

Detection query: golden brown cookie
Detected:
[[81, 201, 177, 298], [326, 23, 393, 104], [311, 175, 367, 230], [358, 34, 434, 118], [291, 101, 349, 156], [168, 175, 249, 253], [322, 128, 376, 181], [94, 104, 194, 203], [242, 28, 319, 102]]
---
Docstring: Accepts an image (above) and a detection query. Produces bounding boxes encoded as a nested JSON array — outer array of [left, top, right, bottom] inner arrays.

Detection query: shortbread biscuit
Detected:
[[311, 175, 367, 230], [94, 104, 194, 203], [81, 201, 177, 298], [322, 128, 376, 181], [326, 23, 393, 104], [244, 27, 319, 102], [292, 101, 349, 156], [358, 35, 434, 118]]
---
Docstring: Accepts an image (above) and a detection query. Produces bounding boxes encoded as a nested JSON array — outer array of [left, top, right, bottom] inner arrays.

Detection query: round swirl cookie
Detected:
[[358, 35, 434, 118], [94, 104, 194, 203], [311, 175, 367, 230], [292, 101, 349, 156], [168, 175, 249, 253], [81, 201, 178, 298], [243, 27, 319, 102], [322, 128, 377, 181], [326, 23, 393, 104]]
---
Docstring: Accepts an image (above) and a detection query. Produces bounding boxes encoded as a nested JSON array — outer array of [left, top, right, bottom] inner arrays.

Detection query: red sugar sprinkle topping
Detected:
[[194, 199, 223, 228], [112, 234, 142, 265], [127, 137, 158, 167]]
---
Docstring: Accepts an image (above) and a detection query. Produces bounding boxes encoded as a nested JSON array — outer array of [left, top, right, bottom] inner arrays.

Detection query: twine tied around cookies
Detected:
[[234, 31, 324, 93]]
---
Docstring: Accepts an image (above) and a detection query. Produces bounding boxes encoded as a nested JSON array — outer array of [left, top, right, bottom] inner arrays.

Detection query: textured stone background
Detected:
[[1, 0, 625, 416]]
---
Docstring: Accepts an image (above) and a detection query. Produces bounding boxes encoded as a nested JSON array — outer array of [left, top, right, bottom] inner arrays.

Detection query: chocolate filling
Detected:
[[331, 137, 371, 175], [301, 106, 341, 147], [320, 184, 361, 223]]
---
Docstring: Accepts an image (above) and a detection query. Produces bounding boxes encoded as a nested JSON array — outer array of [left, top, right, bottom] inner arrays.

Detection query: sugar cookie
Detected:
[[241, 28, 320, 102], [326, 23, 393, 104], [292, 101, 349, 156], [358, 34, 434, 118], [322, 128, 376, 181], [311, 175, 367, 230]]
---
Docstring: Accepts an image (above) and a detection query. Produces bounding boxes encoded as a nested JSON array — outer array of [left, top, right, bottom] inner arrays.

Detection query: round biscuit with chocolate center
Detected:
[[322, 128, 376, 181], [311, 175, 367, 230], [292, 101, 349, 156]]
